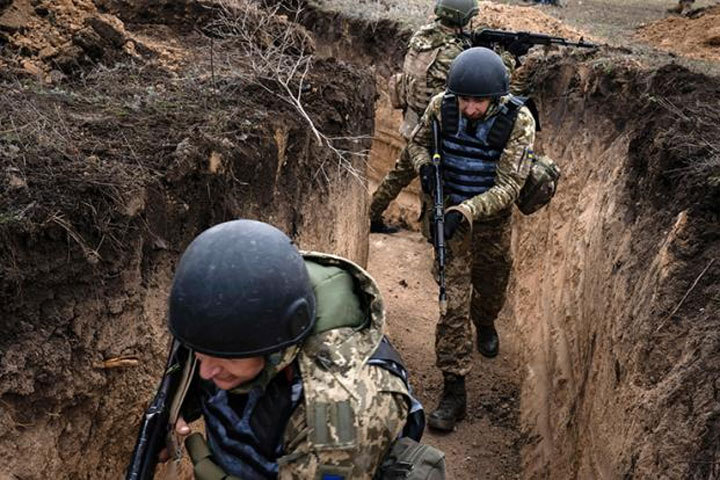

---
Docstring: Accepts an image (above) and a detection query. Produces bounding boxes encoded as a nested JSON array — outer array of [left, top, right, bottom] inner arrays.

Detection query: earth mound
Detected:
[[636, 4, 720, 62]]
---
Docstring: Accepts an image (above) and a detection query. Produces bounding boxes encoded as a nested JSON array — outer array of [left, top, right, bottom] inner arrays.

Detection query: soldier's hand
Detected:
[[158, 416, 191, 462], [443, 211, 465, 241], [419, 163, 436, 194]]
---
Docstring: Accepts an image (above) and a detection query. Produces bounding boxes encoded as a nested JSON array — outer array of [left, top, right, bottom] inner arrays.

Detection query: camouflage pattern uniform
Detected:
[[185, 252, 412, 479], [408, 93, 536, 375], [369, 22, 465, 223], [278, 252, 410, 479], [370, 22, 517, 223]]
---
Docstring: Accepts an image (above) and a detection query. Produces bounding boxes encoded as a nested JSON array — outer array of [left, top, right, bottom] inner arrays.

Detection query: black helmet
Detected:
[[447, 47, 509, 98], [434, 0, 478, 27], [168, 219, 316, 358]]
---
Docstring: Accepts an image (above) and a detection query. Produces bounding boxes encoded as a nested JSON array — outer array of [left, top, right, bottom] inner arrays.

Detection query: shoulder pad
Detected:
[[409, 23, 451, 51]]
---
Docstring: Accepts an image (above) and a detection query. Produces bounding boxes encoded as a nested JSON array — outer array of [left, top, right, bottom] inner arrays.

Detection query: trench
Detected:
[[291, 3, 720, 478], [1, 0, 719, 479]]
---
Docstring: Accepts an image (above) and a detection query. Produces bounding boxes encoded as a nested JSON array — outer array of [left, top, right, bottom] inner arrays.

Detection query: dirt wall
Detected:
[[0, 7, 375, 477], [510, 54, 720, 479]]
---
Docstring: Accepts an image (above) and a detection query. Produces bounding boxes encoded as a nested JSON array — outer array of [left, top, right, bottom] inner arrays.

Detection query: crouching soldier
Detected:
[[130, 219, 443, 479]]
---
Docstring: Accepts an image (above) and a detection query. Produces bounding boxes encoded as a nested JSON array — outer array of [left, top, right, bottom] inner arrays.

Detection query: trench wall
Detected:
[[509, 56, 720, 479]]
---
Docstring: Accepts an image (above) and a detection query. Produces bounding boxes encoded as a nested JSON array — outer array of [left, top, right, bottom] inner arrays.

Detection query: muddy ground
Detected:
[[1, 0, 720, 478]]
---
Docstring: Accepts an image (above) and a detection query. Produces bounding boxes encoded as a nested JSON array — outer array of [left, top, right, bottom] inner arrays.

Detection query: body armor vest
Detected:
[[441, 96, 503, 206], [440, 94, 535, 206]]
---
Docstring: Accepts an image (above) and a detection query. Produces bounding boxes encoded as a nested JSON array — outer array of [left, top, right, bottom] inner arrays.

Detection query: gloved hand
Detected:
[[443, 211, 465, 241], [419, 163, 436, 194]]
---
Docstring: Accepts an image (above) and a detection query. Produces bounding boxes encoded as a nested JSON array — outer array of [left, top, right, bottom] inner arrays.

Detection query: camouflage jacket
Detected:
[[403, 22, 465, 116], [408, 93, 536, 222], [398, 22, 516, 139], [280, 252, 410, 479]]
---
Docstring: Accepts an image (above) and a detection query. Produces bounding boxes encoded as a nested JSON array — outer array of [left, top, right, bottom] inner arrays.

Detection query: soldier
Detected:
[[667, 0, 695, 15], [369, 0, 478, 234], [407, 48, 536, 431], [160, 220, 429, 478]]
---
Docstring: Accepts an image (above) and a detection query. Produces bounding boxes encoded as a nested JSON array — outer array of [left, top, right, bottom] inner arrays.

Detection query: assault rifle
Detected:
[[126, 340, 194, 480], [467, 29, 597, 66], [430, 119, 447, 316]]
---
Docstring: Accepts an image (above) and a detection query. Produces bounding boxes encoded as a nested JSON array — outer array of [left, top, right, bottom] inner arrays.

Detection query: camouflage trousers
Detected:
[[369, 146, 416, 222], [434, 213, 513, 376]]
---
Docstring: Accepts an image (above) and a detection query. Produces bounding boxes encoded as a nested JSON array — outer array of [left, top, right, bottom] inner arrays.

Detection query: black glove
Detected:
[[419, 163, 436, 194], [443, 211, 465, 241]]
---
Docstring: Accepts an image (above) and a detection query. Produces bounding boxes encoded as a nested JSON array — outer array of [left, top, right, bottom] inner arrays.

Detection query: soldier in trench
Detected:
[[371, 0, 500, 233], [370, 0, 527, 234], [155, 219, 438, 479], [407, 48, 536, 431]]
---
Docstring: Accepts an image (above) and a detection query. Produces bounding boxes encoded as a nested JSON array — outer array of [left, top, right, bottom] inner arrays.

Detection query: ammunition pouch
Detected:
[[375, 437, 446, 480]]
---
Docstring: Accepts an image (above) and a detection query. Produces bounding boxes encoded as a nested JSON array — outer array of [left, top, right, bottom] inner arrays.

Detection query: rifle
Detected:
[[430, 119, 448, 316], [467, 28, 597, 66], [126, 339, 194, 480]]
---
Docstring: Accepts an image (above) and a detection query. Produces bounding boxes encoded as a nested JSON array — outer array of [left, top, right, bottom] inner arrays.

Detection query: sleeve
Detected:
[[459, 106, 536, 221], [277, 367, 409, 480], [407, 93, 445, 173]]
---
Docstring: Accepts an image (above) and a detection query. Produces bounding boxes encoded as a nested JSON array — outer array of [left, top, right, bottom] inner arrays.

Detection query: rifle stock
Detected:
[[126, 339, 188, 480]]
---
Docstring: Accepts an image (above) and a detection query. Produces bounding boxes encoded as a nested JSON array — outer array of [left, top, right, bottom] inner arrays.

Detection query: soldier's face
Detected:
[[458, 96, 492, 120], [195, 353, 266, 390]]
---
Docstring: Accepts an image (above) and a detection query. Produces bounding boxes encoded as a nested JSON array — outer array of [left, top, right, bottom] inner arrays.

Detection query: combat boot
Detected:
[[477, 325, 499, 358], [428, 373, 466, 432], [370, 219, 400, 234]]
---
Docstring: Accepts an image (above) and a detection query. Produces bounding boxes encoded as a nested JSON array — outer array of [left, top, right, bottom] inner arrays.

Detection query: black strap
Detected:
[[441, 94, 540, 151], [440, 94, 459, 137], [487, 95, 527, 150]]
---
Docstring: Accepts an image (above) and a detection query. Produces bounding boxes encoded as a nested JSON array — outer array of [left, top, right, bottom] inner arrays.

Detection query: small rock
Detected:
[[38, 45, 58, 59], [87, 13, 127, 47], [21, 59, 42, 76]]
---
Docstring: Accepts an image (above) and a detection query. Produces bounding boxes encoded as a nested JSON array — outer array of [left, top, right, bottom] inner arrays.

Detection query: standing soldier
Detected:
[[150, 220, 435, 478], [407, 48, 536, 431], [369, 0, 478, 234]]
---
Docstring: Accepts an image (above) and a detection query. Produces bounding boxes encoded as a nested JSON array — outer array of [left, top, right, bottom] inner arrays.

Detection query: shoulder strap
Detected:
[[487, 95, 542, 150], [487, 95, 527, 150], [440, 93, 459, 137]]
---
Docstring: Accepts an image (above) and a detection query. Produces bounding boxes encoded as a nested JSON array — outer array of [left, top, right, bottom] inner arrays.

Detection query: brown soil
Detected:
[[637, 5, 720, 62], [0, 0, 374, 477], [2, 0, 720, 478]]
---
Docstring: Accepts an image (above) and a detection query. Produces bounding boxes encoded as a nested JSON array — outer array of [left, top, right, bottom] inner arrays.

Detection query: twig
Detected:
[[97, 356, 140, 369], [655, 258, 715, 333]]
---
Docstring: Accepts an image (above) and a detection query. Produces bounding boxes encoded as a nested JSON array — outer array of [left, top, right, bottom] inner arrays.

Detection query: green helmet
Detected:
[[434, 0, 478, 27]]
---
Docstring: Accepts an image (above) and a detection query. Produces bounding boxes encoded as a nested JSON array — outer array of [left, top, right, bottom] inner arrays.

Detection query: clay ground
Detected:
[[368, 231, 523, 480]]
